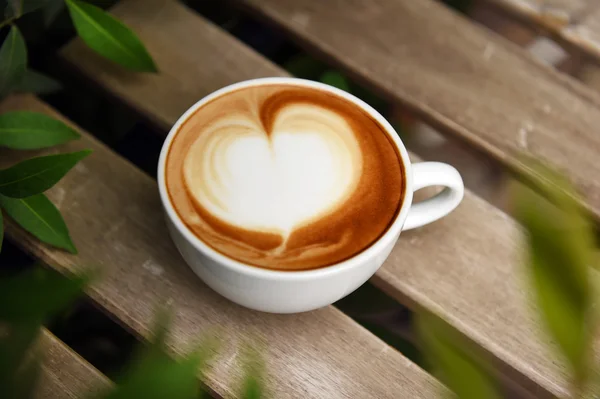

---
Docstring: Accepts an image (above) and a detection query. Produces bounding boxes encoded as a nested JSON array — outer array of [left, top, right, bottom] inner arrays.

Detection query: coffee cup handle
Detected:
[[403, 162, 464, 230]]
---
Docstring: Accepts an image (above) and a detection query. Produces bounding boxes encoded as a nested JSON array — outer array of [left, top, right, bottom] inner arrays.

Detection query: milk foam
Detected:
[[165, 84, 404, 271], [183, 104, 362, 240]]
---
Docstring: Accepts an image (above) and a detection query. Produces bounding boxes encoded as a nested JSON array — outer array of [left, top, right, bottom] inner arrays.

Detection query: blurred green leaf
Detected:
[[0, 111, 78, 149], [0, 267, 89, 322], [65, 0, 157, 72], [100, 309, 212, 399], [4, 0, 49, 18], [320, 70, 350, 92], [42, 0, 65, 26], [418, 313, 500, 399], [10, 342, 43, 399], [240, 346, 264, 399], [148, 304, 172, 353], [102, 353, 202, 399], [0, 320, 40, 396], [0, 193, 77, 253], [514, 161, 594, 383], [15, 69, 62, 95], [0, 266, 86, 398], [283, 54, 325, 80], [0, 26, 27, 98], [0, 149, 91, 198]]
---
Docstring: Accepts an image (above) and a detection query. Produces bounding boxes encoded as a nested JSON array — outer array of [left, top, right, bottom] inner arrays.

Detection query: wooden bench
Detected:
[[5, 0, 600, 397], [2, 93, 444, 398]]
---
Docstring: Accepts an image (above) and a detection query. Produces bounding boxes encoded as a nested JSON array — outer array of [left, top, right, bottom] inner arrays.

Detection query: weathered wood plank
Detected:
[[59, 0, 588, 397], [0, 93, 443, 399], [485, 0, 589, 31], [61, 0, 283, 129], [35, 330, 110, 399], [562, 6, 600, 60], [485, 0, 600, 63], [233, 0, 600, 223]]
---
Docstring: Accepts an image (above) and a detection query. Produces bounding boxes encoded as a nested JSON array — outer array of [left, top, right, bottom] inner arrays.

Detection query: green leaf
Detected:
[[149, 304, 173, 353], [0, 26, 27, 98], [0, 267, 86, 397], [0, 111, 78, 149], [65, 0, 157, 72], [14, 69, 62, 95], [99, 310, 212, 399], [102, 352, 201, 399], [4, 0, 49, 18], [10, 342, 44, 399], [0, 193, 77, 253], [240, 346, 265, 399], [0, 267, 89, 322], [514, 161, 594, 383], [1, 110, 71, 146], [0, 149, 91, 198], [0, 271, 86, 397], [42, 0, 65, 26], [320, 70, 350, 92], [0, 320, 40, 395], [418, 313, 501, 399]]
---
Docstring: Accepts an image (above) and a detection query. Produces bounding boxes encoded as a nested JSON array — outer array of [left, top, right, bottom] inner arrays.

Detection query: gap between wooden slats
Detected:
[[34, 330, 110, 399]]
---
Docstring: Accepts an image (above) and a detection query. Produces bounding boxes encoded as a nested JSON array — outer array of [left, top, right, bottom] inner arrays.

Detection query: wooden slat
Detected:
[[35, 330, 110, 399], [579, 63, 600, 89], [471, 3, 584, 75], [562, 6, 600, 59], [59, 0, 593, 397], [485, 0, 589, 30], [0, 93, 443, 398], [485, 0, 600, 61], [232, 0, 600, 223]]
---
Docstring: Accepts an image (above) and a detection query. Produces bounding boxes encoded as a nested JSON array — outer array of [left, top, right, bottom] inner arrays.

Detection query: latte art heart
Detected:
[[166, 84, 404, 271], [183, 104, 363, 241]]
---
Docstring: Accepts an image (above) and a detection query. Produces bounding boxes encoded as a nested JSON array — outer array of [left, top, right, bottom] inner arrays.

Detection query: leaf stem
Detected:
[[0, 17, 17, 30]]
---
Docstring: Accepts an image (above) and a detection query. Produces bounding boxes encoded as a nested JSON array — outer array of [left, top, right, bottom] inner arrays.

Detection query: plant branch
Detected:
[[0, 17, 18, 30]]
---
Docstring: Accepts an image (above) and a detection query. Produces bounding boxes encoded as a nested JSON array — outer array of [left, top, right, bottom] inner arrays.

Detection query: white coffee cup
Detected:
[[158, 77, 464, 314]]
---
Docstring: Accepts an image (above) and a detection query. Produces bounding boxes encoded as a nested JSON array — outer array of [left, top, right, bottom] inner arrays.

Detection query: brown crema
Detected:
[[165, 83, 405, 271]]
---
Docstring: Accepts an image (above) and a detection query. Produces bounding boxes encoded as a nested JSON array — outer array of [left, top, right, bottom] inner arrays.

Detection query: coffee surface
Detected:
[[165, 83, 405, 271]]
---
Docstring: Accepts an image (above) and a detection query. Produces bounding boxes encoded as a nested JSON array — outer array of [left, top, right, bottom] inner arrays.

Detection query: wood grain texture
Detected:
[[63, 0, 284, 129], [0, 93, 443, 399], [562, 6, 600, 60], [59, 0, 593, 397], [486, 0, 590, 30], [485, 0, 600, 62], [233, 0, 600, 222], [35, 330, 110, 399]]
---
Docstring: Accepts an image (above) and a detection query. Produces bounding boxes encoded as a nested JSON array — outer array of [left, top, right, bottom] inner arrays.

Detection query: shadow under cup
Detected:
[[158, 77, 415, 313]]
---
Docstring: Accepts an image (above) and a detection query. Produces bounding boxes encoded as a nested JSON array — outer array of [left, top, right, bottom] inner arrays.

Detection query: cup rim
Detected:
[[157, 77, 414, 280]]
